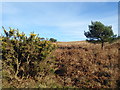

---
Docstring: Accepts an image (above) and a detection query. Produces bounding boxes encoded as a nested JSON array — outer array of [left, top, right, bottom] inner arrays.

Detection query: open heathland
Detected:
[[2, 40, 120, 88]]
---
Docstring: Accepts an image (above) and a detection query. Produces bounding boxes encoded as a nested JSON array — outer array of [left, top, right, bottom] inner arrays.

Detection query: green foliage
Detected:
[[84, 21, 114, 48], [49, 38, 57, 42], [1, 27, 56, 80]]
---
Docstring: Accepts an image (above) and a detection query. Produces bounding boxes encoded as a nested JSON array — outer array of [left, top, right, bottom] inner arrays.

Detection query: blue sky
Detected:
[[1, 2, 118, 41]]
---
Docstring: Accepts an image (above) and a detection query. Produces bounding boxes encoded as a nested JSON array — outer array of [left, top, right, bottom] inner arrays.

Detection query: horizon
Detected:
[[1, 2, 118, 42]]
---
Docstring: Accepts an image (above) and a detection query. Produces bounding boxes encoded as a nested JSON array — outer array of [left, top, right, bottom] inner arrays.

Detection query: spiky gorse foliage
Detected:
[[2, 27, 56, 80]]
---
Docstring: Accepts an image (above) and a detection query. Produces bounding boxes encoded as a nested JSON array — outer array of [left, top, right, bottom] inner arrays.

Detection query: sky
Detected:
[[1, 2, 118, 41]]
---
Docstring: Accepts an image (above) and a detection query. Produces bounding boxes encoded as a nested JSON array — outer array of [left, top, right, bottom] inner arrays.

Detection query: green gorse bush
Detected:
[[1, 27, 56, 80]]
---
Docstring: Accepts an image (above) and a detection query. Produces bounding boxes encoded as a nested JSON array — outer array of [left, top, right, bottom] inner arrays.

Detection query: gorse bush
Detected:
[[1, 27, 56, 80]]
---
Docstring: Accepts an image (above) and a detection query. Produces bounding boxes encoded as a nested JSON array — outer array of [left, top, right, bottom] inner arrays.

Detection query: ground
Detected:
[[2, 40, 120, 88]]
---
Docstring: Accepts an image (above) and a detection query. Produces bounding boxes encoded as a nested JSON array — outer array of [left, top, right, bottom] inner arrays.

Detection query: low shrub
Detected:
[[1, 27, 56, 80]]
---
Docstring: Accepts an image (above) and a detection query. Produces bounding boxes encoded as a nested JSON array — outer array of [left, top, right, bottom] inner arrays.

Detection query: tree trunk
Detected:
[[14, 58, 21, 81], [101, 42, 104, 49], [15, 58, 19, 78]]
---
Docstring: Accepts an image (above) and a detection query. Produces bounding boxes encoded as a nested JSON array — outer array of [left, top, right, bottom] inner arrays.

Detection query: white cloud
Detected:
[[2, 2, 118, 41], [2, 3, 21, 15]]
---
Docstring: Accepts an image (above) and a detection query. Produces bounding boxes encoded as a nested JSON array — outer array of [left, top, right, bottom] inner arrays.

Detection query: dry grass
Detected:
[[2, 40, 120, 88], [51, 40, 120, 88]]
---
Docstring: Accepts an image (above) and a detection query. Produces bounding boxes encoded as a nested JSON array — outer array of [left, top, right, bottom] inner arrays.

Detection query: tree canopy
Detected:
[[84, 21, 115, 48], [49, 38, 57, 42]]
